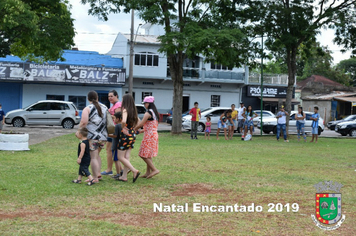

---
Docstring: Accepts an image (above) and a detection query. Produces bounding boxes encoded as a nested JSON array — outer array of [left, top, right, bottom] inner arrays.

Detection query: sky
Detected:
[[71, 1, 351, 65]]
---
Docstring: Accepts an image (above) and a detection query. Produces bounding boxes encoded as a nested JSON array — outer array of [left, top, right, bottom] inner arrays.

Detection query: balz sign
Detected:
[[247, 86, 287, 98], [0, 62, 125, 85]]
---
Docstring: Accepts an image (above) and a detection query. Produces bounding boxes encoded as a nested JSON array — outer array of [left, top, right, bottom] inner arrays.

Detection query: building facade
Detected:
[[0, 50, 125, 113]]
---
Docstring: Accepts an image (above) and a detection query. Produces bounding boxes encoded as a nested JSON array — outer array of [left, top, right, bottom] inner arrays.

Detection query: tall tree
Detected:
[[0, 0, 75, 61], [337, 57, 356, 86], [236, 0, 356, 120], [81, 0, 253, 134]]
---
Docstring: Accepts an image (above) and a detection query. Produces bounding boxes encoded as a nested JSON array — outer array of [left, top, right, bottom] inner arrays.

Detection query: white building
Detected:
[[107, 24, 247, 113]]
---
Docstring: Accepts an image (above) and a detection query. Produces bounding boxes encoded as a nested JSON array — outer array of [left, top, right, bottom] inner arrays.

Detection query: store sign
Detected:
[[247, 85, 287, 98], [0, 61, 125, 85]]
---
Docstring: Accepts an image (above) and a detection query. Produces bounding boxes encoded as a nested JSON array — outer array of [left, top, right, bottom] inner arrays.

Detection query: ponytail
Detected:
[[88, 91, 103, 118]]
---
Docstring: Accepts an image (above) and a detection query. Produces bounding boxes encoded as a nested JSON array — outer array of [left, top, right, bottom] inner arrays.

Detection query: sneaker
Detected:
[[194, 136, 198, 139], [241, 135, 244, 141], [111, 174, 121, 179], [284, 140, 289, 142], [100, 171, 113, 175], [191, 136, 194, 139]]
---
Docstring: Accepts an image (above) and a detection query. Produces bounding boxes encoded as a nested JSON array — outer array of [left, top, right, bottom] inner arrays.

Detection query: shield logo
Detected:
[[315, 193, 342, 225]]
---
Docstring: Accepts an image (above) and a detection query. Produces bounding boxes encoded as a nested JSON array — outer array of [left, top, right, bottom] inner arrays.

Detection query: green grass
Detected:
[[0, 133, 355, 235]]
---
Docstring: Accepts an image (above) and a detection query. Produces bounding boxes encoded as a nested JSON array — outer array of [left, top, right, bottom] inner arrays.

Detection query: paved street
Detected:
[[0, 123, 348, 146]]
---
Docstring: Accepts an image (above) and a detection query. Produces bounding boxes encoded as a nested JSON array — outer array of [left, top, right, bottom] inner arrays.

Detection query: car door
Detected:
[[207, 109, 226, 130], [25, 102, 49, 124], [47, 102, 68, 125], [288, 114, 297, 133], [136, 106, 147, 120]]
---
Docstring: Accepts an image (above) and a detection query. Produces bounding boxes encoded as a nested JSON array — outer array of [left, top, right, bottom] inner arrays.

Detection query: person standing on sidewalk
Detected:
[[276, 105, 289, 142], [189, 102, 201, 139]]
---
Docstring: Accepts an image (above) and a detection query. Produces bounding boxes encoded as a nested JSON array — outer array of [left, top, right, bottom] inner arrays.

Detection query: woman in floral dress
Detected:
[[134, 96, 160, 179]]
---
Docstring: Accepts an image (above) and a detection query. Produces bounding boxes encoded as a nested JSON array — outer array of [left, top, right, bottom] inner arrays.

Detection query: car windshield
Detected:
[[344, 115, 356, 121]]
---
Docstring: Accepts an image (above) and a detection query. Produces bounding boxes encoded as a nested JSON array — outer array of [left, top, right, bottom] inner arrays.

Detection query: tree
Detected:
[[337, 57, 356, 86], [237, 0, 356, 121], [0, 0, 75, 61], [82, 0, 252, 134]]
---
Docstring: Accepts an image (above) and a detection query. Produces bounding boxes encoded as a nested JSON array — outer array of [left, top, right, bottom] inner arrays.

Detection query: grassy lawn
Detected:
[[0, 132, 355, 235]]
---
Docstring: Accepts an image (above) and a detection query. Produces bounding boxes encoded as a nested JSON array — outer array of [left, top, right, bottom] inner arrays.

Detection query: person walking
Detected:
[[117, 94, 141, 183], [276, 105, 289, 142], [101, 90, 123, 178], [80, 91, 108, 183], [189, 102, 201, 139], [134, 96, 160, 179]]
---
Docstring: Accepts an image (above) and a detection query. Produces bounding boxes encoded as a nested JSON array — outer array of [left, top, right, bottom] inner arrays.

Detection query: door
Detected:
[[25, 102, 49, 124], [97, 92, 110, 108], [183, 95, 190, 113], [47, 102, 69, 125]]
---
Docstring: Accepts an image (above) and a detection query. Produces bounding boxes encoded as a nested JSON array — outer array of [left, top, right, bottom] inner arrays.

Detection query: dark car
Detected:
[[335, 121, 356, 137], [166, 110, 189, 125], [327, 115, 356, 130]]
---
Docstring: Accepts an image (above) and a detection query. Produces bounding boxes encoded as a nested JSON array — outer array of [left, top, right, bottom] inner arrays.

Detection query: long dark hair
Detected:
[[147, 103, 159, 120], [224, 109, 232, 117], [298, 106, 304, 116], [88, 91, 103, 118], [121, 94, 138, 127], [247, 105, 253, 117]]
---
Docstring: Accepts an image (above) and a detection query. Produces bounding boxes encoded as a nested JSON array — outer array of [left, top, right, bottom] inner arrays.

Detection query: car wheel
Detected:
[[197, 123, 205, 132], [263, 130, 271, 134], [318, 127, 322, 136], [341, 133, 347, 136], [13, 117, 25, 127], [273, 126, 277, 134], [62, 119, 74, 129], [349, 129, 356, 137]]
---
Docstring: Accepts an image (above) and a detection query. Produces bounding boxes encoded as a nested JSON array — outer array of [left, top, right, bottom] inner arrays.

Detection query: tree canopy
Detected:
[[0, 0, 75, 61], [337, 57, 356, 86]]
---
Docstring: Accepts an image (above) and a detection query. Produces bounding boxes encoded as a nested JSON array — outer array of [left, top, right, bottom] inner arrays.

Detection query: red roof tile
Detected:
[[297, 75, 344, 89]]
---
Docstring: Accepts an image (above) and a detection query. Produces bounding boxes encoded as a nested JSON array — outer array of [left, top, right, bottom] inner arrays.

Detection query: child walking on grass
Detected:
[[108, 112, 125, 180], [72, 127, 95, 186], [205, 116, 211, 140]]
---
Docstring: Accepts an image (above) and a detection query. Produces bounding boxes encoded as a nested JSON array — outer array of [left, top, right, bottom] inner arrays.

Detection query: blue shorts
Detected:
[[244, 120, 253, 129], [228, 119, 237, 127], [312, 127, 319, 135], [217, 120, 227, 129], [107, 137, 113, 142], [112, 149, 118, 161]]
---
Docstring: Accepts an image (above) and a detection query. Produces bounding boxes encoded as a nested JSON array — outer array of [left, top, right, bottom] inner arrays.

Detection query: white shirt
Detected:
[[277, 111, 287, 124], [237, 106, 245, 119]]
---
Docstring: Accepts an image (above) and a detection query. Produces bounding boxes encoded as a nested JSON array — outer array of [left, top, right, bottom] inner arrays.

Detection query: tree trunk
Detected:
[[285, 47, 297, 137], [170, 52, 184, 134]]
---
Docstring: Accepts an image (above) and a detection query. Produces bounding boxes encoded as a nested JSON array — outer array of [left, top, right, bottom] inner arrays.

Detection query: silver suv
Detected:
[[5, 100, 80, 129]]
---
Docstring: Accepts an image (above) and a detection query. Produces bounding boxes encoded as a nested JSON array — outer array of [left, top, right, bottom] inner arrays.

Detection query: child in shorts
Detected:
[[205, 116, 211, 140], [72, 127, 95, 186], [109, 112, 124, 180], [310, 106, 320, 143]]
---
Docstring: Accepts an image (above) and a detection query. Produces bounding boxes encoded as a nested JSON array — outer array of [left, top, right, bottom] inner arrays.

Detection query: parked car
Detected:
[[5, 100, 80, 129], [327, 115, 356, 130], [335, 121, 356, 137], [166, 110, 190, 125], [257, 111, 325, 135], [253, 110, 276, 126], [136, 104, 147, 120], [182, 107, 238, 132]]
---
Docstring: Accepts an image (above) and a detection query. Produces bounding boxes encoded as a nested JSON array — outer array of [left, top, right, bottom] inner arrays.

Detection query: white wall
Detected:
[[22, 84, 123, 108]]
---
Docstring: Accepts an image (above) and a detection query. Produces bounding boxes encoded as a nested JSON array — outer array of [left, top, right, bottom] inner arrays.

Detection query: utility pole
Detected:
[[128, 9, 134, 95], [260, 35, 263, 136]]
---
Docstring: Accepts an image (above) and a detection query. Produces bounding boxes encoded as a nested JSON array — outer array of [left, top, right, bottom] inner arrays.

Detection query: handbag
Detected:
[[106, 110, 115, 134]]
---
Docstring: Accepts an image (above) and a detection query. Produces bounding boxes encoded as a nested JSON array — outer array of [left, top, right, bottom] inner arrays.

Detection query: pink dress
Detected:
[[109, 101, 121, 124], [139, 110, 158, 158]]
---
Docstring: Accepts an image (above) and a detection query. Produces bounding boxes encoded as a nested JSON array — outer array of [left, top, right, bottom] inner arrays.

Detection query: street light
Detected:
[[128, 12, 142, 95]]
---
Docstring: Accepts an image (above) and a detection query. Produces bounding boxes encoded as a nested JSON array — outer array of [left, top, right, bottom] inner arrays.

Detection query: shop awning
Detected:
[[334, 96, 356, 103], [258, 97, 300, 104]]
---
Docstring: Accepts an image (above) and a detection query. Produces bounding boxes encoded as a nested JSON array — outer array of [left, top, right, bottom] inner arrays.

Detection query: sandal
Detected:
[[117, 178, 127, 182], [133, 171, 141, 183], [72, 179, 81, 184], [87, 179, 96, 186]]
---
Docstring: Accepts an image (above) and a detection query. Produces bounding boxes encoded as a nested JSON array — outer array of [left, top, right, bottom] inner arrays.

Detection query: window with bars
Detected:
[[142, 92, 153, 101], [135, 52, 159, 66], [68, 96, 86, 110], [210, 60, 232, 70], [211, 95, 221, 107]]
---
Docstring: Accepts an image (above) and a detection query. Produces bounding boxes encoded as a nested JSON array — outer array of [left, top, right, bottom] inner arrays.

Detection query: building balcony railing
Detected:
[[248, 73, 291, 85], [167, 67, 244, 81]]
